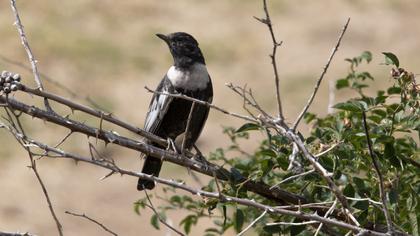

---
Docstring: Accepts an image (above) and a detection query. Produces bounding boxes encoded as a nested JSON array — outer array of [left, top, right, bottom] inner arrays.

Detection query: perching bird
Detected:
[[137, 32, 213, 190]]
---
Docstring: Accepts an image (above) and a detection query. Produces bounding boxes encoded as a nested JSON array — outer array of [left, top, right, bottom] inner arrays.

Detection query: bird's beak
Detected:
[[156, 33, 170, 43]]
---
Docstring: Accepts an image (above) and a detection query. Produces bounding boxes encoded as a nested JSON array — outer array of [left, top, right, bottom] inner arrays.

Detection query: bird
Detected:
[[137, 32, 213, 191]]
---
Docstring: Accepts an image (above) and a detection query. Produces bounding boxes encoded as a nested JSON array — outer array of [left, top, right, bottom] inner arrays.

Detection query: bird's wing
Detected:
[[144, 76, 174, 133]]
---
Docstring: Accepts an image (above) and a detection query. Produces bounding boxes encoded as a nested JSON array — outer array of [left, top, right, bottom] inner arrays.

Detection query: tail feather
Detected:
[[137, 156, 162, 191]]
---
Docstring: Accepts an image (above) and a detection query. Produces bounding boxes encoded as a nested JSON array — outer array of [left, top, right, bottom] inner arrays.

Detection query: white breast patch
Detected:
[[166, 63, 210, 90]]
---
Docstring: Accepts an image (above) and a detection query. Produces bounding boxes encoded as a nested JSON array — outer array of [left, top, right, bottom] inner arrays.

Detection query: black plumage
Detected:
[[137, 32, 213, 190]]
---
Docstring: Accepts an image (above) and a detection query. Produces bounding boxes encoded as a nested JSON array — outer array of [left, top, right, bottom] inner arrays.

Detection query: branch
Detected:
[[236, 210, 267, 236], [0, 232, 36, 236], [21, 85, 167, 147], [65, 211, 118, 236], [362, 110, 393, 233], [1, 127, 388, 236], [0, 94, 306, 205], [145, 86, 256, 122], [9, 0, 53, 112], [144, 189, 185, 236], [4, 108, 63, 236], [255, 0, 284, 120], [292, 18, 350, 130]]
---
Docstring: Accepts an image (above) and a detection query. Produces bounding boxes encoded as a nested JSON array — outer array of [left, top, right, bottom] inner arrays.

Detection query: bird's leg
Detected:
[[166, 138, 179, 154]]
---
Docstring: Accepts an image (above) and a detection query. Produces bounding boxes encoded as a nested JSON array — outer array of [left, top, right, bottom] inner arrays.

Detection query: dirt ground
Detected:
[[0, 1, 419, 235]]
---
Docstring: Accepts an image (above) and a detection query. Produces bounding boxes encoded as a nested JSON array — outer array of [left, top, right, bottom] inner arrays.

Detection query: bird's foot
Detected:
[[166, 138, 180, 154]]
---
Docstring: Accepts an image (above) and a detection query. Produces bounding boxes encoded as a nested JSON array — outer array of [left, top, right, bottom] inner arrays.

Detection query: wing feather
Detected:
[[144, 76, 174, 133]]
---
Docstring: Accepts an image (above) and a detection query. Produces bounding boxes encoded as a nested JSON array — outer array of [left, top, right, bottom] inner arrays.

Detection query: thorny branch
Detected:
[[0, 125, 391, 236], [9, 0, 53, 113], [255, 0, 284, 121], [293, 17, 351, 130], [143, 189, 185, 236], [65, 211, 118, 236], [0, 94, 306, 205], [3, 107, 63, 236]]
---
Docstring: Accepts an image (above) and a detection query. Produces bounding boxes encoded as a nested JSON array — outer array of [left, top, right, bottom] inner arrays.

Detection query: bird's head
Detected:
[[156, 32, 205, 68]]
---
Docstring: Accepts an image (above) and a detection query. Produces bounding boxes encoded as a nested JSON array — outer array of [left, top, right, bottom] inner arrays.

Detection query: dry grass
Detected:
[[0, 0, 419, 235]]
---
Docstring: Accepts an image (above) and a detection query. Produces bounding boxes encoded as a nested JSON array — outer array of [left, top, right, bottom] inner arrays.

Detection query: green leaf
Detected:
[[263, 225, 282, 233], [234, 209, 244, 232], [361, 51, 373, 63], [180, 214, 197, 234], [384, 142, 400, 169], [344, 184, 355, 198], [353, 200, 369, 210], [336, 79, 349, 89], [382, 52, 400, 67], [387, 86, 401, 95], [235, 123, 260, 133], [151, 214, 160, 230], [333, 101, 363, 112]]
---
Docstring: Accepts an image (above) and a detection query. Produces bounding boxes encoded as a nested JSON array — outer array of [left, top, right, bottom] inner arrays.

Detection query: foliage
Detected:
[[135, 52, 419, 235]]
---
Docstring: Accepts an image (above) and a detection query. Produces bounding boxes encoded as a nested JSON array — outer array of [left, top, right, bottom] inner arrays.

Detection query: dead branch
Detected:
[[293, 18, 350, 130], [0, 94, 306, 205], [65, 211, 118, 236]]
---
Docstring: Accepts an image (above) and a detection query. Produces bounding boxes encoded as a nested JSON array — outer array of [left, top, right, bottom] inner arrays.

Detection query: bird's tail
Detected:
[[137, 156, 162, 191]]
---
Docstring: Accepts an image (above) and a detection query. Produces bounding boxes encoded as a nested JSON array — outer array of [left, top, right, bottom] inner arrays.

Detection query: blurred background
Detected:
[[0, 0, 419, 235]]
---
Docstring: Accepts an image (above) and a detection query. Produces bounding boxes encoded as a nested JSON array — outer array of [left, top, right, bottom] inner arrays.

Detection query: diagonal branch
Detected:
[[2, 129, 389, 236], [65, 211, 118, 236], [9, 0, 53, 112], [361, 110, 393, 233], [0, 94, 306, 205], [292, 18, 350, 130], [255, 0, 284, 120]]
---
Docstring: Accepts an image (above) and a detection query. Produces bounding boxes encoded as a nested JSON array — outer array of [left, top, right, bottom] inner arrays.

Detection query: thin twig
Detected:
[[144, 189, 185, 236], [314, 142, 342, 158], [0, 232, 36, 236], [6, 108, 63, 236], [266, 220, 318, 226], [314, 199, 338, 236], [270, 169, 315, 189], [145, 86, 256, 122], [21, 85, 167, 147], [255, 0, 284, 120], [65, 211, 118, 236], [292, 18, 351, 130], [9, 0, 53, 112], [236, 210, 267, 236], [362, 110, 393, 233], [181, 102, 196, 153]]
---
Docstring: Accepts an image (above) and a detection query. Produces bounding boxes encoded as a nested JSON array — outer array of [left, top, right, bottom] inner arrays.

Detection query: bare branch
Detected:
[[0, 232, 36, 236], [65, 211, 118, 236], [362, 110, 394, 233], [21, 85, 167, 147], [0, 94, 306, 205], [4, 108, 63, 236], [1, 127, 389, 236], [293, 18, 350, 130], [145, 86, 256, 122], [256, 0, 284, 120], [270, 169, 315, 189], [236, 210, 267, 236], [9, 0, 53, 112], [181, 102, 196, 153], [143, 189, 185, 236], [9, 0, 43, 90]]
